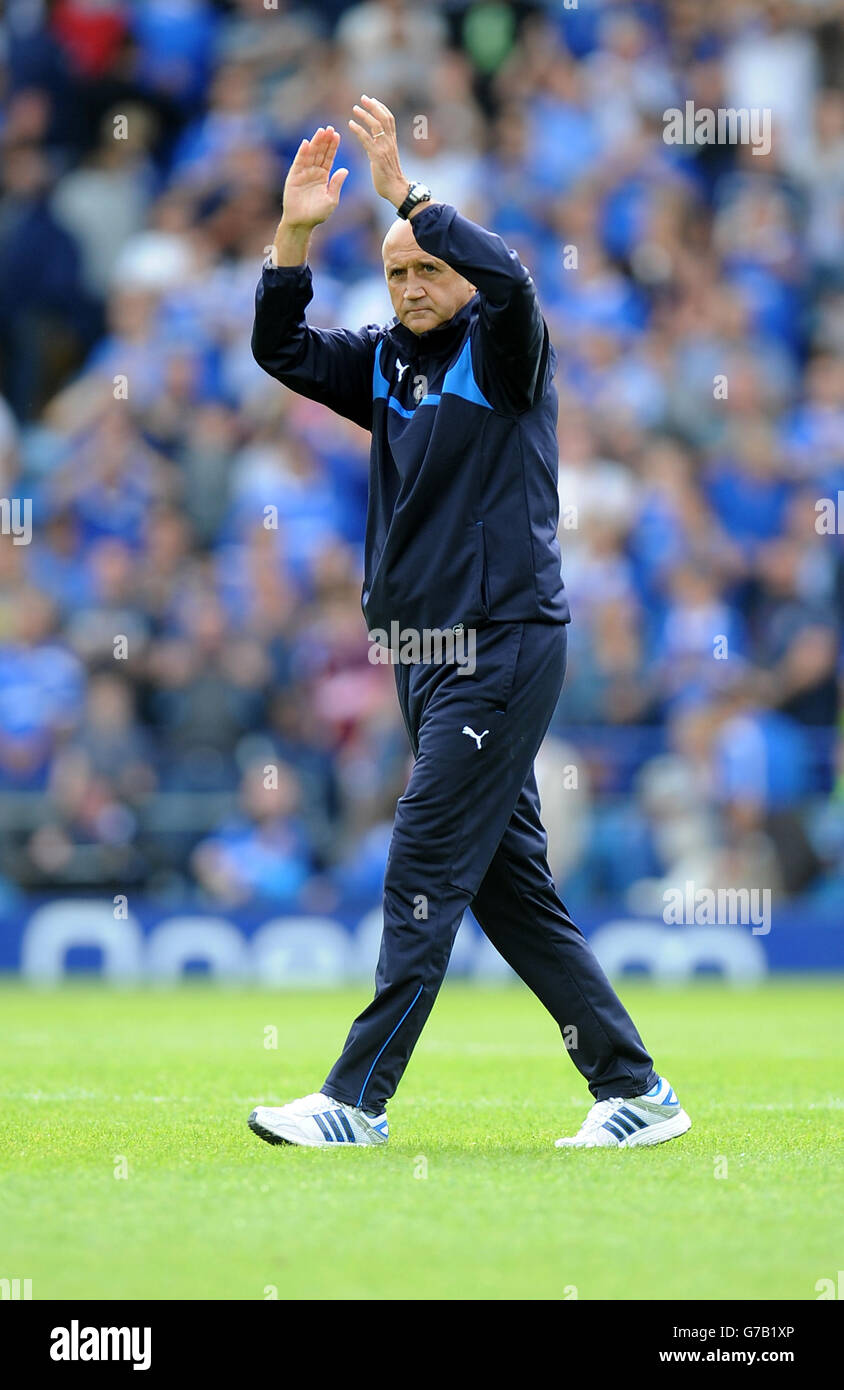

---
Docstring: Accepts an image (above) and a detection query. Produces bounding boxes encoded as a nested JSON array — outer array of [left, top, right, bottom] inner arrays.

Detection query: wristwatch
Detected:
[[397, 181, 432, 219]]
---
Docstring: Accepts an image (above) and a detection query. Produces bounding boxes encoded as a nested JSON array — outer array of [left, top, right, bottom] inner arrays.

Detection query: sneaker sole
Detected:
[[624, 1107, 692, 1147], [556, 1108, 692, 1149], [248, 1110, 296, 1145]]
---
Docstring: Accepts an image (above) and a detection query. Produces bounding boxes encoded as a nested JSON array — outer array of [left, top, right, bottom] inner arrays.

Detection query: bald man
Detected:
[[249, 97, 690, 1151]]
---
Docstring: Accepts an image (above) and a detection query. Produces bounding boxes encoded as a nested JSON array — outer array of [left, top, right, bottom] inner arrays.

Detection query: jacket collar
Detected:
[[386, 293, 478, 358]]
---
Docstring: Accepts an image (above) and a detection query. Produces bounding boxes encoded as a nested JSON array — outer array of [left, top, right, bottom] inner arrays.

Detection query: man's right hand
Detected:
[[270, 126, 348, 267]]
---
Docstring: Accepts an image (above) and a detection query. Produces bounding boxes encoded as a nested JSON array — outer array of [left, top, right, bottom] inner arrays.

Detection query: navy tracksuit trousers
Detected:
[[323, 621, 657, 1113]]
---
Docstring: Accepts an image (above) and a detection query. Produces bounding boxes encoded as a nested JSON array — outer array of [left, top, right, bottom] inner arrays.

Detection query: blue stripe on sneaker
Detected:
[[336, 1109, 355, 1142], [662, 1089, 677, 1106], [618, 1106, 649, 1129], [610, 1112, 637, 1135], [324, 1110, 345, 1141], [602, 1121, 627, 1141], [356, 985, 423, 1109], [313, 1112, 334, 1141]]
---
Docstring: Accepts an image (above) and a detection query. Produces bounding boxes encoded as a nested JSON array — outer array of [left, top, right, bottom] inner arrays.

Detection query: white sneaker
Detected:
[[555, 1076, 691, 1149], [248, 1092, 389, 1147]]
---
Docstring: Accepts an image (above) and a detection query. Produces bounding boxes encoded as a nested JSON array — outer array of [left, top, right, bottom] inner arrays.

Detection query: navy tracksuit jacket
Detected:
[[253, 202, 656, 1110]]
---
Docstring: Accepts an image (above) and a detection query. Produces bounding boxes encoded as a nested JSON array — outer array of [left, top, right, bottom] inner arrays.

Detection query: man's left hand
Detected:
[[348, 95, 409, 209]]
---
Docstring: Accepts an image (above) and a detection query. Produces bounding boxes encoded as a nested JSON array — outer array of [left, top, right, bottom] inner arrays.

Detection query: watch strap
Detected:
[[397, 181, 432, 220]]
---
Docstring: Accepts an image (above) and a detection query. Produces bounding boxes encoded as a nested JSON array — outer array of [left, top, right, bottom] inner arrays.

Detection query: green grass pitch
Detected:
[[0, 978, 841, 1300]]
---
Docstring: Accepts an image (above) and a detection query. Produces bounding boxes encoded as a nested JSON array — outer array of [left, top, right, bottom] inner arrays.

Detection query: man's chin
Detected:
[[404, 309, 439, 332]]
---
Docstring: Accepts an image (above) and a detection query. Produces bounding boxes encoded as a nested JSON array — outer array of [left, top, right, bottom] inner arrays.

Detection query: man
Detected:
[[248, 96, 691, 1150]]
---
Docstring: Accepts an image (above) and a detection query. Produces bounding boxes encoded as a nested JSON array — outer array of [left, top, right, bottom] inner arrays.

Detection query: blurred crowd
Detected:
[[0, 0, 842, 915]]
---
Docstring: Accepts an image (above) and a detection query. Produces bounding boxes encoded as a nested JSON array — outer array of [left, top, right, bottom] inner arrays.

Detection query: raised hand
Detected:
[[282, 126, 349, 229], [348, 95, 409, 208]]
